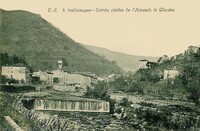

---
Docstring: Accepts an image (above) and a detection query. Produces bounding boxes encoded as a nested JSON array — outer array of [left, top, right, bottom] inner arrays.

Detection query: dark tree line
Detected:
[[0, 53, 27, 66]]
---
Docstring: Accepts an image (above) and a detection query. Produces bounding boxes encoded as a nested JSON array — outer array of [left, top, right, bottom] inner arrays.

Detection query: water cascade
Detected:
[[34, 99, 110, 113]]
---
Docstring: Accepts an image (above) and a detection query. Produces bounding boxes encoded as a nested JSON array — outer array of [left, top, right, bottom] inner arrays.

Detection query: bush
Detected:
[[0, 75, 8, 84], [84, 83, 116, 114], [46, 86, 53, 90], [119, 98, 132, 107], [128, 82, 144, 94], [0, 85, 35, 92]]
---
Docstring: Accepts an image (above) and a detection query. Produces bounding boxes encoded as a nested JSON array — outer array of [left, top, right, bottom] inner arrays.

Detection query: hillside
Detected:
[[0, 9, 124, 76], [82, 44, 158, 72], [129, 46, 200, 99]]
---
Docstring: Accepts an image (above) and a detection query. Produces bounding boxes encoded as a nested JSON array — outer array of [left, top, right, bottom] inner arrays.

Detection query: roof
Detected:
[[46, 72, 53, 74], [139, 59, 149, 61], [2, 66, 27, 69]]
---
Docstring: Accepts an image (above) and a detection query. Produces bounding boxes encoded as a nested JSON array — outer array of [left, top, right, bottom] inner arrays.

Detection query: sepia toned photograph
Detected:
[[0, 0, 200, 130]]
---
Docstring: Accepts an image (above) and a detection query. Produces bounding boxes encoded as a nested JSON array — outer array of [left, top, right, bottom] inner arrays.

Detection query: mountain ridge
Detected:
[[0, 9, 124, 76], [82, 44, 159, 72]]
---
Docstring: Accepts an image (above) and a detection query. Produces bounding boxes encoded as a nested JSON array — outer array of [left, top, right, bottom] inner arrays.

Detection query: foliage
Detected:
[[130, 47, 200, 104], [62, 58, 68, 66], [31, 76, 41, 85], [146, 61, 158, 69], [53, 78, 60, 84], [0, 75, 20, 84], [84, 82, 116, 114], [0, 53, 27, 66], [119, 98, 132, 107], [1, 93, 72, 131], [138, 69, 161, 83], [111, 75, 144, 94], [0, 75, 8, 84], [180, 64, 200, 106], [0, 9, 124, 75], [85, 82, 109, 99], [0, 85, 35, 92], [124, 104, 200, 130]]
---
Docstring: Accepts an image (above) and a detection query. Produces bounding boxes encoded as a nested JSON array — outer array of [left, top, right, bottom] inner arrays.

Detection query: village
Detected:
[[0, 45, 200, 130], [3, 45, 199, 88]]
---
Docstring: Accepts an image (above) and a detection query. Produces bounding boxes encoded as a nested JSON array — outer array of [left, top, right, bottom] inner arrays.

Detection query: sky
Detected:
[[0, 0, 200, 57]]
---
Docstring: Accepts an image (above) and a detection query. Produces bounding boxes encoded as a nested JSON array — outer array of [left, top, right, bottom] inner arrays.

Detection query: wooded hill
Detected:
[[132, 46, 200, 102], [0, 9, 124, 76], [136, 48, 200, 83]]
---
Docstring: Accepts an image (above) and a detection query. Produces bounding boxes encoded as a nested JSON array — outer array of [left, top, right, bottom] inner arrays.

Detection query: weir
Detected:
[[34, 98, 110, 113]]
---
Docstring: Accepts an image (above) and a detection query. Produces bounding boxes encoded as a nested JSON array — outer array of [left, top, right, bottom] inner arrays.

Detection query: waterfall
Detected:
[[34, 99, 110, 112], [75, 101, 79, 110]]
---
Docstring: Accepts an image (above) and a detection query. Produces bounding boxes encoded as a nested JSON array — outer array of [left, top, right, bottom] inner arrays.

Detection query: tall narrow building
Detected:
[[58, 60, 63, 69]]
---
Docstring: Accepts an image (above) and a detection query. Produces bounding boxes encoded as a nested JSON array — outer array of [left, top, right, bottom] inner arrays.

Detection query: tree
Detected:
[[13, 54, 20, 64], [53, 78, 60, 83], [146, 62, 158, 69], [180, 64, 200, 106], [128, 82, 144, 94], [111, 60, 117, 65], [0, 53, 9, 65], [119, 98, 132, 107], [84, 82, 116, 114], [114, 76, 127, 91], [62, 58, 68, 66], [139, 69, 160, 83], [0, 75, 8, 84]]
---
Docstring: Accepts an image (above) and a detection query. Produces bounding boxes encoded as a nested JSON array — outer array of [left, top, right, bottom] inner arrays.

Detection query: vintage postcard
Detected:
[[0, 0, 200, 130]]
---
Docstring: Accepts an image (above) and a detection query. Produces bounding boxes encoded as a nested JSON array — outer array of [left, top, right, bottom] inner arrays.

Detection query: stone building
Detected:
[[33, 70, 93, 89], [32, 61, 94, 89], [1, 66, 30, 84], [163, 69, 179, 79], [51, 69, 66, 85], [65, 73, 92, 89], [51, 70, 92, 88], [32, 71, 53, 85], [139, 59, 149, 69]]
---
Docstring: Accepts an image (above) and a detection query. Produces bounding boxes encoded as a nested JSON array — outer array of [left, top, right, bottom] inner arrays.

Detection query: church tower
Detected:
[[58, 60, 63, 69]]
